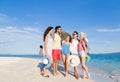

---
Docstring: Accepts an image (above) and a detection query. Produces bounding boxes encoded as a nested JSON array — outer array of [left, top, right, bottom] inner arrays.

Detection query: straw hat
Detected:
[[68, 55, 80, 67]]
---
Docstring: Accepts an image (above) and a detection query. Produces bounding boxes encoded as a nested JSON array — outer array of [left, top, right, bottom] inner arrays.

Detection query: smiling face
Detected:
[[73, 32, 78, 39], [66, 35, 70, 42], [58, 28, 62, 34], [65, 35, 71, 43], [80, 34, 85, 40]]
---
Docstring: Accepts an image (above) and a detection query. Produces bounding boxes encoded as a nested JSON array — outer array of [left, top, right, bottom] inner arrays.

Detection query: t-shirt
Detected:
[[70, 39, 79, 54], [53, 33, 61, 50]]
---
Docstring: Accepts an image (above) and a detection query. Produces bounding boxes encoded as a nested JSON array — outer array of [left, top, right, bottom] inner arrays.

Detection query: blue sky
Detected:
[[0, 0, 120, 54]]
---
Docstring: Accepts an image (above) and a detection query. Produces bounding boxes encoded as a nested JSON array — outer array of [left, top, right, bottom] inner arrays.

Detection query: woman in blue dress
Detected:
[[62, 35, 72, 77]]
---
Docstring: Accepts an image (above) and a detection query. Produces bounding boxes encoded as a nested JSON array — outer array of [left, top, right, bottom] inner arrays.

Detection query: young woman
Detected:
[[41, 26, 53, 77], [62, 35, 72, 77], [78, 32, 90, 79], [70, 31, 81, 79]]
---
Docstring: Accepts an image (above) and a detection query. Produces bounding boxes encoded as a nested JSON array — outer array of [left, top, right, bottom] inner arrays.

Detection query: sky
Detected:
[[0, 0, 120, 54]]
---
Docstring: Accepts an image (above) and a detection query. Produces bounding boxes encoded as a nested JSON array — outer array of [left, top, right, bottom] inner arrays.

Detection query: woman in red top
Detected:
[[78, 32, 90, 79]]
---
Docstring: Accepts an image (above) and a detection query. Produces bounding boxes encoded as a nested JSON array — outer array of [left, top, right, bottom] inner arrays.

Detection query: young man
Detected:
[[52, 26, 62, 76], [70, 31, 81, 79]]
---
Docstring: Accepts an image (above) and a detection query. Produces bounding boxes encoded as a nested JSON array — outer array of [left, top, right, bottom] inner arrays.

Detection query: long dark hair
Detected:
[[43, 26, 53, 41]]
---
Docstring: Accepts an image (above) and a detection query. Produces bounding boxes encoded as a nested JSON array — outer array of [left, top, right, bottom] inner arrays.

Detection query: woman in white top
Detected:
[[41, 26, 53, 77], [70, 31, 81, 79]]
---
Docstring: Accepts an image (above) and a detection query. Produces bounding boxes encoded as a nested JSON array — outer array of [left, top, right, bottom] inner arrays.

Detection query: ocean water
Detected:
[[87, 53, 120, 82], [0, 53, 120, 82]]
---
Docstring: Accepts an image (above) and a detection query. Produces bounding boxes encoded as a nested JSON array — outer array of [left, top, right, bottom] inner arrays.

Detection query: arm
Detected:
[[82, 41, 88, 56], [44, 35, 48, 56], [70, 43, 73, 55]]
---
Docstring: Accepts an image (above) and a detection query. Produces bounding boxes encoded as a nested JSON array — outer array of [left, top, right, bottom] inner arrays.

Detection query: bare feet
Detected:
[[83, 75, 87, 79], [65, 72, 68, 77], [87, 73, 91, 79], [53, 72, 59, 76], [75, 74, 81, 80]]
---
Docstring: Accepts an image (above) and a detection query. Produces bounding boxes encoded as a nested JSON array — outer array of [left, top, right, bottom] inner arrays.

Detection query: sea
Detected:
[[0, 53, 120, 82]]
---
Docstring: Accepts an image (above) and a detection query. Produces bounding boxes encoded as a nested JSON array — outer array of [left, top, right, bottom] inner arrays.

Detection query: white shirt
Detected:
[[70, 39, 79, 54]]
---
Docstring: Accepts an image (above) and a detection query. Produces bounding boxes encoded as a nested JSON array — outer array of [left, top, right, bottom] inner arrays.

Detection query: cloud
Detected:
[[23, 27, 40, 33], [97, 28, 120, 32], [0, 39, 15, 44], [34, 22, 39, 25], [0, 26, 30, 34], [0, 13, 18, 23], [0, 13, 7, 17]]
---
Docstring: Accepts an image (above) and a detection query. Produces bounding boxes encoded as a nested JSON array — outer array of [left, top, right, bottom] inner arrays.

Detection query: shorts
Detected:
[[78, 50, 86, 57], [52, 49, 61, 60]]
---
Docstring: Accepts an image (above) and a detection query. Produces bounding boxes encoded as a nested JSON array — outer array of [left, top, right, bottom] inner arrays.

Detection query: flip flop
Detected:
[[43, 75, 49, 78], [40, 73, 44, 76]]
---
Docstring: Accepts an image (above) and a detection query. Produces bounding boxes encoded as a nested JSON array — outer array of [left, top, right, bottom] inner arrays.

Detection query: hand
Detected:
[[70, 52, 73, 55], [86, 55, 89, 58], [45, 53, 48, 57]]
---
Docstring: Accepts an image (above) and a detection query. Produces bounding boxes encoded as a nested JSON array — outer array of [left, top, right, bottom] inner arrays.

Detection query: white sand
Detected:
[[0, 57, 94, 82]]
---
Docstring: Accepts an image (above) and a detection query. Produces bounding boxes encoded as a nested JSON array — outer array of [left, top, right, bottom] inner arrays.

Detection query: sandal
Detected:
[[40, 73, 44, 76], [43, 75, 49, 78]]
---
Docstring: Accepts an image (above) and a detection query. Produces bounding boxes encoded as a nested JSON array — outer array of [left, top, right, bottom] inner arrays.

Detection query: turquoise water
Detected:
[[87, 53, 120, 82], [0, 53, 120, 81]]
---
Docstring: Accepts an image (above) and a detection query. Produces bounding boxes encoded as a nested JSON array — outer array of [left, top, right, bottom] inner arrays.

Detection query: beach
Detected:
[[0, 57, 117, 82]]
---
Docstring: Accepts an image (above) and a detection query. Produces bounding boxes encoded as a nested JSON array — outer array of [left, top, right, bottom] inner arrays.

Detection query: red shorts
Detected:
[[52, 49, 61, 60]]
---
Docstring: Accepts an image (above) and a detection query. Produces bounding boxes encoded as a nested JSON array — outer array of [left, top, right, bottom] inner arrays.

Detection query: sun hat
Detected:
[[41, 56, 51, 69], [68, 55, 80, 67], [43, 58, 49, 65]]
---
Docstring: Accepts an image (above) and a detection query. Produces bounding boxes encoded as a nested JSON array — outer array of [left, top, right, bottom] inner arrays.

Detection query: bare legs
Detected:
[[62, 55, 69, 77], [53, 60, 59, 76], [80, 57, 90, 79], [74, 66, 80, 79]]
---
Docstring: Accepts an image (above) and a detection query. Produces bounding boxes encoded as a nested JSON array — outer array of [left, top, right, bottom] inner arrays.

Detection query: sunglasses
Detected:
[[73, 33, 77, 35]]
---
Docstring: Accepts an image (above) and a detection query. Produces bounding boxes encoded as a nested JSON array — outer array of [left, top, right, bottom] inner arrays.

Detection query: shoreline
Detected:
[[0, 57, 117, 82]]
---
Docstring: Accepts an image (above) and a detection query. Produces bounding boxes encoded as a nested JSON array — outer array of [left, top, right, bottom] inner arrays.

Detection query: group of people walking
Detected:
[[39, 26, 90, 80]]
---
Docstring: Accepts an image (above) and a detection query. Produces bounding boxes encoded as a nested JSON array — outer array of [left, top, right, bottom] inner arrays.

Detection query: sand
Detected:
[[0, 57, 94, 82]]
